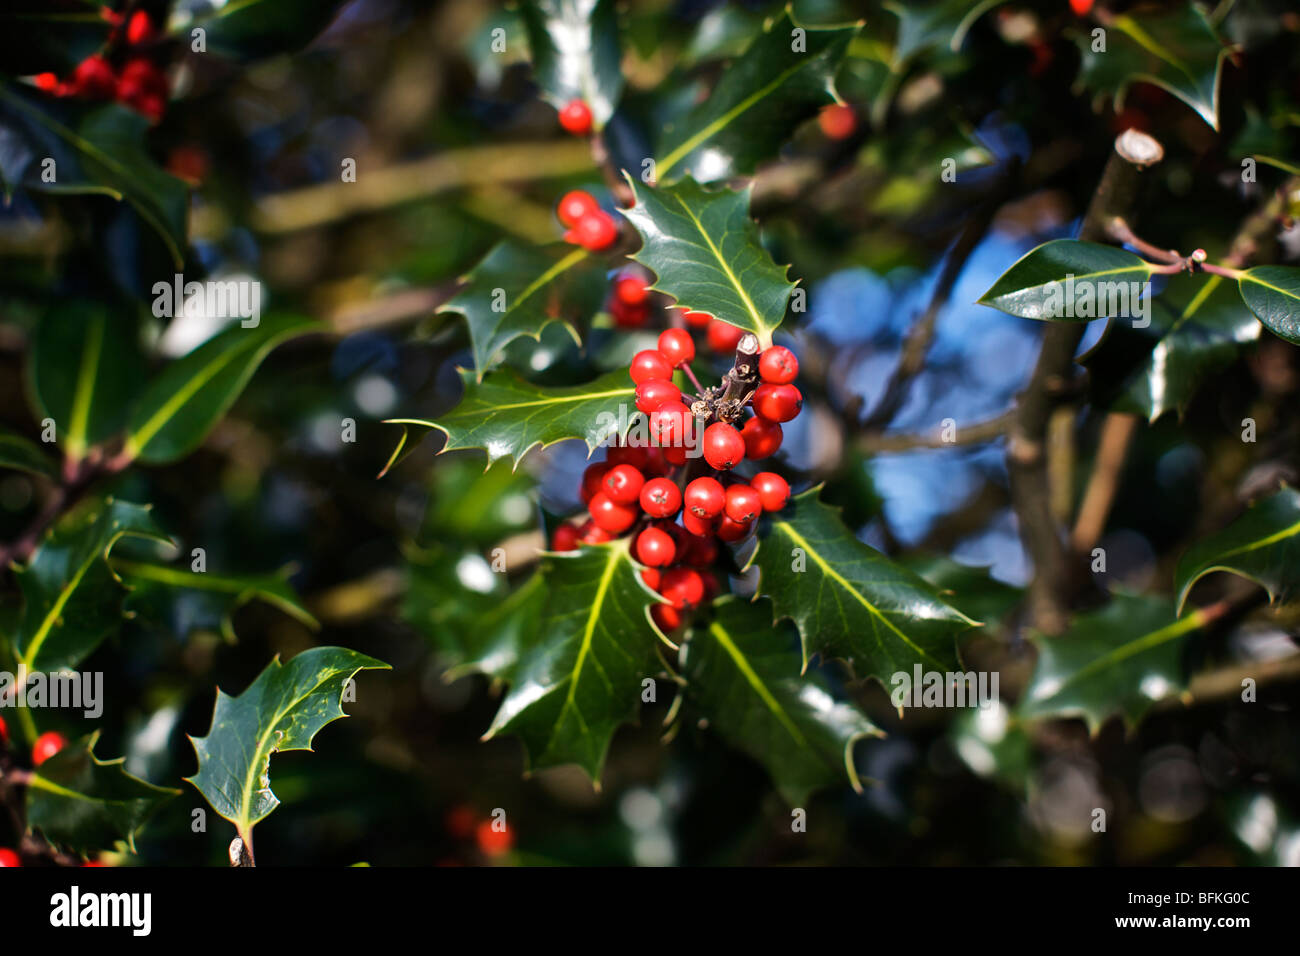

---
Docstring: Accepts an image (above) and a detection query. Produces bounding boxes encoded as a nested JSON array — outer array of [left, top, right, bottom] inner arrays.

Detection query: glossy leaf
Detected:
[[903, 555, 1022, 627], [654, 11, 857, 182], [26, 733, 178, 855], [978, 240, 1153, 321], [0, 428, 56, 478], [442, 572, 548, 683], [520, 0, 623, 128], [1238, 266, 1300, 344], [747, 489, 976, 682], [485, 541, 661, 781], [1073, 6, 1232, 131], [681, 598, 879, 804], [13, 498, 170, 675], [622, 177, 794, 344], [886, 0, 1008, 66], [29, 300, 146, 462], [1175, 486, 1300, 615], [422, 456, 539, 546], [1019, 594, 1209, 732], [388, 368, 634, 469], [124, 315, 319, 464], [186, 647, 390, 840], [444, 241, 603, 380], [177, 0, 352, 61]]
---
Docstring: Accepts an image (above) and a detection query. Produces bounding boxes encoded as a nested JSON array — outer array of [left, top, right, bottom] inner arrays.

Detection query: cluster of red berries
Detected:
[[0, 723, 69, 867], [557, 188, 620, 252], [606, 269, 769, 364], [551, 329, 801, 631], [31, 9, 168, 122]]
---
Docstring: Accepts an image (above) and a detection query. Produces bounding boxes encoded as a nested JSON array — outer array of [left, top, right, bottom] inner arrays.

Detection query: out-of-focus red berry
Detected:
[[558, 98, 593, 135], [475, 819, 514, 856], [558, 190, 600, 227], [32, 731, 67, 766], [707, 320, 744, 353], [741, 416, 783, 459], [551, 523, 581, 552], [818, 103, 856, 140], [0, 848, 20, 867]]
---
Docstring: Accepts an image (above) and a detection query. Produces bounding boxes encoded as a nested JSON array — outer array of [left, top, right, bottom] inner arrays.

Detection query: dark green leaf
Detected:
[[902, 555, 1022, 627], [747, 488, 975, 683], [13, 497, 170, 675], [186, 647, 390, 840], [978, 239, 1154, 321], [0, 2, 111, 75], [681, 597, 879, 804], [124, 315, 319, 464], [26, 733, 178, 855], [1238, 265, 1300, 344], [178, 0, 351, 61], [0, 427, 56, 478], [443, 572, 548, 683], [388, 367, 634, 469], [886, 0, 1008, 66], [485, 541, 661, 781], [622, 177, 794, 344], [520, 0, 623, 128], [423, 455, 539, 545], [654, 11, 857, 183], [1175, 486, 1300, 615]]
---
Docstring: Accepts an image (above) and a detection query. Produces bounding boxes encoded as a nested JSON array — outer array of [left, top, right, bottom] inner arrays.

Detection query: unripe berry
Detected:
[[724, 484, 763, 524], [635, 526, 677, 567], [558, 98, 593, 135], [758, 345, 799, 384], [684, 476, 726, 519], [557, 190, 600, 227], [682, 510, 719, 537], [639, 477, 681, 517], [629, 349, 674, 384], [652, 603, 683, 632], [657, 328, 695, 367], [660, 567, 705, 609], [741, 416, 783, 459], [588, 492, 637, 533], [551, 524, 580, 552], [750, 472, 792, 512], [581, 462, 610, 503], [818, 103, 856, 141], [634, 379, 680, 414], [32, 731, 67, 766], [615, 275, 648, 306], [571, 211, 618, 251], [602, 463, 645, 505], [681, 309, 712, 329], [702, 422, 745, 470], [752, 383, 802, 423], [717, 515, 754, 543], [649, 401, 692, 447], [0, 848, 19, 867], [707, 320, 744, 353]]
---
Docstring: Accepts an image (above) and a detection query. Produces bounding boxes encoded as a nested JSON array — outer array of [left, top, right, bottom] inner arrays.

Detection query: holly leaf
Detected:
[[902, 555, 1022, 627], [13, 497, 171, 675], [747, 488, 976, 683], [622, 177, 794, 344], [185, 646, 390, 843], [388, 368, 634, 469], [681, 597, 880, 805], [1019, 594, 1209, 732], [115, 560, 318, 643], [654, 11, 857, 183], [176, 0, 352, 61], [485, 541, 661, 782], [1073, 5, 1233, 131], [124, 315, 319, 464], [444, 241, 604, 381], [25, 732, 178, 855], [29, 299, 146, 463], [521, 0, 623, 128], [443, 572, 548, 683], [977, 240, 1154, 321], [1238, 266, 1300, 344], [1084, 274, 1259, 421], [886, 0, 1008, 66], [1175, 486, 1300, 615], [0, 427, 56, 478]]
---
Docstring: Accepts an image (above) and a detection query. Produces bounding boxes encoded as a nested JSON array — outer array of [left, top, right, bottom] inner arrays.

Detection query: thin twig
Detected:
[[859, 409, 1014, 453]]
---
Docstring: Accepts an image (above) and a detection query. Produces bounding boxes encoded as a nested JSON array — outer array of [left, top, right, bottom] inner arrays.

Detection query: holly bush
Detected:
[[1, 0, 1300, 868]]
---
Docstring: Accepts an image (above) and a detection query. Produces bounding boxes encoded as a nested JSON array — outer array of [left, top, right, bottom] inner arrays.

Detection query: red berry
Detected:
[[0, 714, 7, 747], [610, 297, 649, 328], [32, 731, 67, 766], [652, 603, 683, 632], [551, 524, 580, 552], [752, 383, 802, 423], [684, 476, 726, 519], [602, 464, 645, 505], [635, 379, 681, 414], [818, 103, 856, 141], [33, 72, 59, 92], [581, 462, 610, 503], [681, 309, 712, 329], [741, 416, 783, 459], [639, 477, 681, 518], [615, 275, 648, 306], [660, 567, 706, 610], [649, 401, 692, 447], [707, 320, 744, 353], [606, 444, 649, 469], [578, 519, 612, 544], [574, 211, 619, 251], [641, 567, 662, 590], [684, 534, 718, 567], [126, 10, 155, 45], [476, 819, 514, 856], [759, 346, 799, 384], [641, 446, 668, 476], [0, 848, 19, 868], [657, 328, 695, 367], [635, 526, 677, 567], [629, 350, 674, 384], [717, 515, 754, 543], [558, 190, 600, 227], [663, 445, 689, 466], [558, 98, 593, 135], [682, 510, 719, 537], [750, 472, 792, 512], [725, 484, 763, 524], [589, 491, 638, 533], [71, 55, 116, 99], [116, 57, 168, 120], [702, 422, 745, 470], [1069, 0, 1094, 15], [82, 860, 107, 867]]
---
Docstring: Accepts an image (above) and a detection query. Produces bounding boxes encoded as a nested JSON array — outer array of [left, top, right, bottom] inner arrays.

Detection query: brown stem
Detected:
[[858, 409, 1014, 452], [1070, 412, 1138, 554]]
